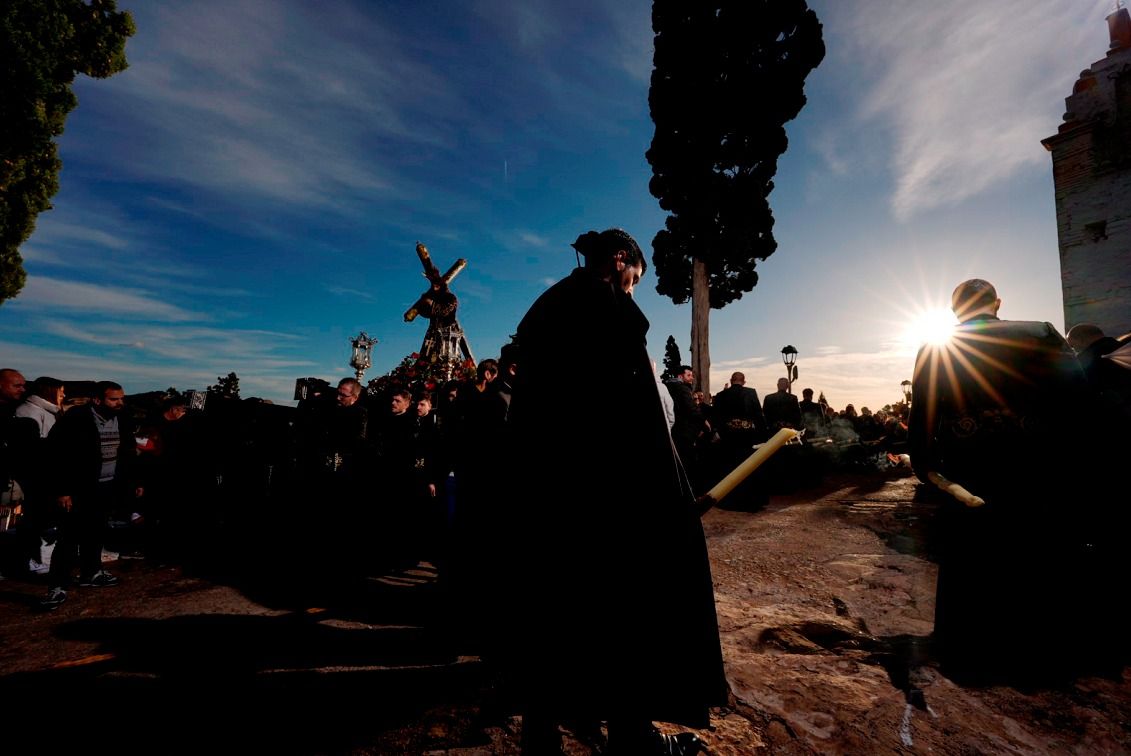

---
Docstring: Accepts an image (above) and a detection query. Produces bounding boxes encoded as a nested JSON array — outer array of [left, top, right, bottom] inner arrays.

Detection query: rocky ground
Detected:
[[2, 466, 1129, 755]]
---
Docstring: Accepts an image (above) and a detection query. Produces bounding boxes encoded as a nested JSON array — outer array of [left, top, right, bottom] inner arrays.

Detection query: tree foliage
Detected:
[[661, 334, 683, 382], [647, 0, 824, 309], [208, 372, 240, 400], [1, 0, 135, 304]]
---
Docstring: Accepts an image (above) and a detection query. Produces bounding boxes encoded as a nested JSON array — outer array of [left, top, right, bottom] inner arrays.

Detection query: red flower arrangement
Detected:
[[366, 352, 478, 397]]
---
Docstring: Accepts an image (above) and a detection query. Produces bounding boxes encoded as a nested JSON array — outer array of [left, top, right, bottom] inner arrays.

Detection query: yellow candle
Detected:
[[927, 471, 985, 508], [702, 427, 798, 505]]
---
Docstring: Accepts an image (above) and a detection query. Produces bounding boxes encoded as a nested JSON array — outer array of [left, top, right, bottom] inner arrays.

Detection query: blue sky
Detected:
[[1, 0, 1116, 411]]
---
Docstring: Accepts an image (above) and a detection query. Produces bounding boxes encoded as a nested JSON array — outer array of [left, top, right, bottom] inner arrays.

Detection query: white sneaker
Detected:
[[101, 549, 119, 562], [28, 559, 49, 574]]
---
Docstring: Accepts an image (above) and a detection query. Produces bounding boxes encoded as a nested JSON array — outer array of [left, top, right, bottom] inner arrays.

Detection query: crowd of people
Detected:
[[663, 367, 915, 503], [3, 251, 1131, 753]]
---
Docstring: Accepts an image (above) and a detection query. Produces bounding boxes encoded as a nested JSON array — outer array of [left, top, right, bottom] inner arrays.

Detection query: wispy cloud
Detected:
[[843, 0, 1111, 218], [19, 246, 66, 266], [3, 316, 314, 403], [22, 202, 258, 299], [713, 356, 769, 368], [812, 130, 850, 177], [325, 285, 377, 301], [0, 338, 303, 402], [30, 222, 131, 251], [606, 1, 654, 83], [518, 231, 551, 247], [36, 320, 306, 363], [15, 277, 204, 322], [82, 0, 462, 210], [470, 0, 654, 108]]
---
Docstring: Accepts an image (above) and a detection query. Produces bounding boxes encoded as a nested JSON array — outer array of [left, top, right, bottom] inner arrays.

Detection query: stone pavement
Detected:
[[1, 468, 1129, 755]]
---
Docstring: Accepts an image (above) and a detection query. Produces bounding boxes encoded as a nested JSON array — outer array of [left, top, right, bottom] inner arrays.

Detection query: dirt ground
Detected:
[[2, 466, 1129, 755]]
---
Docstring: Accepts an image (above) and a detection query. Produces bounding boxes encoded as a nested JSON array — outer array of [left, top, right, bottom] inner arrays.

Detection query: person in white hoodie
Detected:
[[14, 377, 64, 573], [15, 377, 65, 438]]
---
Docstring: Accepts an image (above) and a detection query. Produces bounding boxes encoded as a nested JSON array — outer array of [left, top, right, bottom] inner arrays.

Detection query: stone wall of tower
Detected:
[[1043, 10, 1131, 338]]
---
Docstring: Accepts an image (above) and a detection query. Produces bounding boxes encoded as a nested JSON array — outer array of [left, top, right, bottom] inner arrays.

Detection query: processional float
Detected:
[[403, 242, 474, 378]]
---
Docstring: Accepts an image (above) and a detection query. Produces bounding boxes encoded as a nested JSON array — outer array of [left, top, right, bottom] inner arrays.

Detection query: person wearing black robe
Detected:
[[909, 278, 1094, 681], [503, 228, 724, 755]]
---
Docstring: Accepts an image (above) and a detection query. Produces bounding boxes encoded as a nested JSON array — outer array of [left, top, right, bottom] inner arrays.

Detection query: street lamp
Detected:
[[781, 345, 798, 393], [900, 379, 912, 406], [349, 331, 378, 381]]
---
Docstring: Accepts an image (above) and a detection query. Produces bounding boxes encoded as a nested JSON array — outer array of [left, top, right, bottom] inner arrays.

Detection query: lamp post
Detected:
[[781, 345, 798, 393], [900, 379, 912, 407], [349, 331, 378, 381]]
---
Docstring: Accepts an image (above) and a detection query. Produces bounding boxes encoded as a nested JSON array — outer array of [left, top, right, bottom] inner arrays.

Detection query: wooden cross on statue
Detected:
[[404, 241, 474, 369]]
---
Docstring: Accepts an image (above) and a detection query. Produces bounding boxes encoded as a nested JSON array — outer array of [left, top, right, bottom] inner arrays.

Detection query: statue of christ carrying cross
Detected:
[[404, 241, 474, 370]]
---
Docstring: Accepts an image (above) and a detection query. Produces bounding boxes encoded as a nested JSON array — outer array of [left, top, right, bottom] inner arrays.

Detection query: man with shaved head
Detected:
[[712, 371, 766, 441], [908, 279, 1096, 682]]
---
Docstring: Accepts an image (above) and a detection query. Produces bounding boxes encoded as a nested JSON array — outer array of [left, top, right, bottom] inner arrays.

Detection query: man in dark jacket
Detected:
[[798, 388, 826, 437], [40, 381, 140, 609], [666, 365, 709, 492], [712, 372, 765, 438], [909, 279, 1094, 680], [711, 372, 768, 509], [762, 378, 802, 431]]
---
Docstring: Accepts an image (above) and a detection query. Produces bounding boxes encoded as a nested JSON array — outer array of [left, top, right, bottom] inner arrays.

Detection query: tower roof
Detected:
[[1109, 5, 1131, 52]]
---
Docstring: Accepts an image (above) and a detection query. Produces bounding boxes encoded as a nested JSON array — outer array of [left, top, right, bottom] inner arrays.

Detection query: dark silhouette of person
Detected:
[[666, 365, 710, 493], [712, 372, 765, 438], [798, 387, 825, 437], [710, 372, 768, 508], [1067, 323, 1131, 410], [504, 228, 723, 755], [908, 278, 1096, 681], [762, 377, 802, 431], [41, 381, 140, 609]]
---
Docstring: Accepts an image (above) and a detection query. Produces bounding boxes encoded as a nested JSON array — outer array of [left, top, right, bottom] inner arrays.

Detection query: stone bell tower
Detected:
[[1042, 5, 1131, 337]]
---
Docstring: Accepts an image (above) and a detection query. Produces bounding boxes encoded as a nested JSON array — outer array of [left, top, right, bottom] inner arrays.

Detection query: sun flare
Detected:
[[902, 307, 957, 348]]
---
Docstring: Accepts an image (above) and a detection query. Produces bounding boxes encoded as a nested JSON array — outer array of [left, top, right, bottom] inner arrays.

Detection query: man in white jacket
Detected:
[[14, 377, 64, 573], [15, 377, 65, 438]]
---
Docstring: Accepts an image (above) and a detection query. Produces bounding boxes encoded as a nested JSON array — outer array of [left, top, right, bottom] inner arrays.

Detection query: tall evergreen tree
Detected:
[[647, 0, 824, 394], [208, 372, 240, 400], [661, 334, 683, 382], [1, 0, 135, 304]]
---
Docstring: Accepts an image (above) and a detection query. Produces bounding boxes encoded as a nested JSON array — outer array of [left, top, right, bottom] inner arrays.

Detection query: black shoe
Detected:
[[78, 570, 119, 587], [646, 730, 708, 756], [39, 587, 67, 610]]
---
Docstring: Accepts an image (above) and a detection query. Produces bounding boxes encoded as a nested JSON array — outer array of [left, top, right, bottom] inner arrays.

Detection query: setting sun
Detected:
[[902, 307, 957, 348]]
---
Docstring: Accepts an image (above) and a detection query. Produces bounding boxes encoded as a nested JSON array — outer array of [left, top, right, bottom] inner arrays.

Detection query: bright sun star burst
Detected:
[[902, 306, 957, 348]]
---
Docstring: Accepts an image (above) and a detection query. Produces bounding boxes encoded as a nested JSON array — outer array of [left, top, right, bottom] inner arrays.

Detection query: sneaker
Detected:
[[78, 570, 119, 588], [28, 559, 50, 574], [39, 587, 67, 610]]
